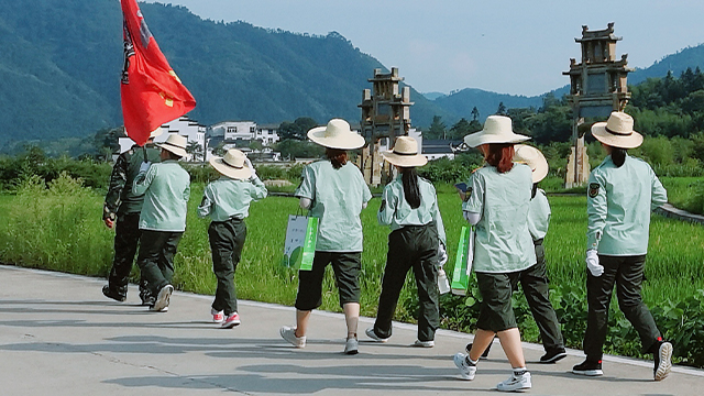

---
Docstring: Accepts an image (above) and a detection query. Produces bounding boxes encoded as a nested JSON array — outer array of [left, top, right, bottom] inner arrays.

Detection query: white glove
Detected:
[[139, 161, 151, 174], [244, 157, 257, 178], [438, 242, 448, 267], [586, 250, 603, 277]]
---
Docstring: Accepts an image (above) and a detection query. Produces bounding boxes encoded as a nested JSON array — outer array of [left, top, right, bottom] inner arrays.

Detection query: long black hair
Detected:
[[611, 147, 628, 167], [400, 167, 421, 209]]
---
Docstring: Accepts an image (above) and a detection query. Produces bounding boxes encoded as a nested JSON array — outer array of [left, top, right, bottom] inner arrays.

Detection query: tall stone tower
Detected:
[[563, 23, 633, 187], [357, 67, 413, 186]]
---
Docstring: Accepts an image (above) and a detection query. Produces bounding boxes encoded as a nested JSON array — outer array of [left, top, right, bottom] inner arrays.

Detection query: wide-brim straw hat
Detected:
[[156, 133, 188, 157], [382, 136, 428, 167], [464, 115, 530, 148], [210, 149, 252, 180], [591, 111, 643, 149], [149, 128, 163, 139], [307, 119, 365, 150], [513, 144, 548, 183]]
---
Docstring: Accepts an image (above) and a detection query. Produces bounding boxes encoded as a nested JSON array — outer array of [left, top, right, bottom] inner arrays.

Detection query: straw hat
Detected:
[[149, 128, 163, 139], [156, 134, 188, 157], [307, 119, 365, 150], [513, 144, 548, 183], [463, 115, 530, 148], [209, 149, 252, 180], [591, 111, 643, 149], [382, 136, 428, 167]]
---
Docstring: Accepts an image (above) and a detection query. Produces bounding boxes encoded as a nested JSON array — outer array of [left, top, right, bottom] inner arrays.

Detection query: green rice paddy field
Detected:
[[0, 179, 701, 316]]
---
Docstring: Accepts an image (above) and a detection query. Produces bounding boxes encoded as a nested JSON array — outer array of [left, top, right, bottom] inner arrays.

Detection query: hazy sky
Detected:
[[143, 0, 704, 96]]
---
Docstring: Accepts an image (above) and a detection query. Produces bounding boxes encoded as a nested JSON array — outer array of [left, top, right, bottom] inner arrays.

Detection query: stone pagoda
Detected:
[[357, 67, 413, 186], [563, 23, 633, 187]]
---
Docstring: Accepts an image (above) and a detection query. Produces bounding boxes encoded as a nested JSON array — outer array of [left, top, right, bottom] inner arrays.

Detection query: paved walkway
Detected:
[[1, 265, 702, 395]]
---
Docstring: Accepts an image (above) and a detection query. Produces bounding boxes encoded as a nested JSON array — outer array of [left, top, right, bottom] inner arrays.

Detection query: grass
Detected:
[[1, 174, 703, 364]]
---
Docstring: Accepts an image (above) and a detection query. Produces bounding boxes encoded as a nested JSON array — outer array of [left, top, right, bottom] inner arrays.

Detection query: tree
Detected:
[[471, 106, 480, 122], [496, 102, 507, 115], [447, 118, 472, 140], [186, 141, 203, 161], [249, 139, 264, 152], [427, 115, 447, 139], [278, 117, 319, 141]]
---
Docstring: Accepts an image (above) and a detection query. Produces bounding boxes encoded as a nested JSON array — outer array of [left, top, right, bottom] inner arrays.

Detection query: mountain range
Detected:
[[1, 0, 703, 144]]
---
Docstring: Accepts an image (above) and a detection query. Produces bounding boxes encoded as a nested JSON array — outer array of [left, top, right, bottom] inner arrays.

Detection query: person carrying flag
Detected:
[[101, 128, 162, 305]]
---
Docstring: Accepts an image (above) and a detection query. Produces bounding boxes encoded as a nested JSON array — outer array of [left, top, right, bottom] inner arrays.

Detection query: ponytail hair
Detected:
[[401, 167, 421, 209], [484, 143, 515, 174], [611, 147, 627, 167], [326, 148, 348, 169]]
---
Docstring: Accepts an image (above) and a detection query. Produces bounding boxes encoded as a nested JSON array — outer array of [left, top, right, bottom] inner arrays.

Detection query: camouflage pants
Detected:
[[107, 212, 150, 302]]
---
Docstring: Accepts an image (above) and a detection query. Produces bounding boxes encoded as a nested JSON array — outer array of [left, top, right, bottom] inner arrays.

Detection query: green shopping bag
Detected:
[[282, 214, 319, 271], [451, 226, 474, 296]]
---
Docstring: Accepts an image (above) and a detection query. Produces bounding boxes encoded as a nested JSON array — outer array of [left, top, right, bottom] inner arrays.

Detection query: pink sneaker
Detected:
[[222, 312, 241, 329], [211, 309, 224, 323]]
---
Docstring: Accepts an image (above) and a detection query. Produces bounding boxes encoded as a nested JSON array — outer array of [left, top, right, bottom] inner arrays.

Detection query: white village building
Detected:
[[117, 115, 206, 162]]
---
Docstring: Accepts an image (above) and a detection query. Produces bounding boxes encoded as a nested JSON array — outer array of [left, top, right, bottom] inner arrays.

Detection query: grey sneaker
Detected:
[[496, 372, 531, 392], [365, 327, 390, 343], [413, 339, 435, 348], [280, 326, 306, 348], [654, 342, 673, 381], [344, 338, 359, 355], [152, 284, 173, 312], [453, 352, 477, 380]]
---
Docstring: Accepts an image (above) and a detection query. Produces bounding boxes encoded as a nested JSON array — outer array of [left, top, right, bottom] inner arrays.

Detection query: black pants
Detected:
[[295, 252, 362, 311], [374, 224, 440, 342], [208, 218, 246, 315], [107, 212, 148, 300], [137, 230, 184, 297], [517, 241, 564, 351], [584, 254, 661, 360]]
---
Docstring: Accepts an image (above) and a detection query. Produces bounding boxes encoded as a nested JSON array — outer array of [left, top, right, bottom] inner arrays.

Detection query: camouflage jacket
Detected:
[[103, 144, 161, 220]]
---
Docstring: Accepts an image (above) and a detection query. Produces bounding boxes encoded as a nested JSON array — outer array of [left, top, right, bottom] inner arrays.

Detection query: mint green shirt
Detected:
[[197, 176, 268, 221], [133, 160, 191, 232], [295, 161, 372, 252], [587, 154, 668, 255], [528, 188, 550, 242], [378, 175, 446, 245], [462, 164, 536, 273]]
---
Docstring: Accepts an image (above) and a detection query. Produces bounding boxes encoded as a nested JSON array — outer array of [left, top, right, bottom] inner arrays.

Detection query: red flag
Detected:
[[120, 0, 196, 146]]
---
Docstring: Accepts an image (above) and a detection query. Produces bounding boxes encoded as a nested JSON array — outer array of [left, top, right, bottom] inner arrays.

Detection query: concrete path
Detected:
[[1, 264, 702, 395]]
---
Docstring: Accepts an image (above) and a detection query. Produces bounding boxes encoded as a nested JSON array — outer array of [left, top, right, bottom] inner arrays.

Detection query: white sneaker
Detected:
[[496, 372, 531, 392], [365, 327, 389, 343], [280, 326, 306, 348], [654, 342, 673, 381], [211, 309, 224, 323], [413, 339, 435, 348], [152, 284, 173, 312], [344, 338, 359, 355], [453, 352, 476, 381]]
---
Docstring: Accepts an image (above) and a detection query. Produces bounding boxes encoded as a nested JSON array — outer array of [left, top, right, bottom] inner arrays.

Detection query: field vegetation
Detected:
[[0, 173, 703, 367]]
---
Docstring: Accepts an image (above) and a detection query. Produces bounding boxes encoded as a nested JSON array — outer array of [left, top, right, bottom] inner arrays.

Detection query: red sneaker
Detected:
[[211, 309, 224, 323], [222, 312, 241, 329]]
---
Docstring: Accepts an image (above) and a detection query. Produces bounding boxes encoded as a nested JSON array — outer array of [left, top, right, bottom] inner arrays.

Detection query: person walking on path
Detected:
[[572, 111, 672, 381], [464, 145, 567, 363], [133, 134, 191, 312], [197, 149, 267, 329], [452, 115, 535, 392], [102, 128, 162, 305], [365, 136, 447, 348], [280, 119, 372, 355]]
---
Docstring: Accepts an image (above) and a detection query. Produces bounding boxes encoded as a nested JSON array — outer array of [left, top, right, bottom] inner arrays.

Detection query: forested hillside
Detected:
[[0, 0, 451, 142]]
